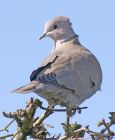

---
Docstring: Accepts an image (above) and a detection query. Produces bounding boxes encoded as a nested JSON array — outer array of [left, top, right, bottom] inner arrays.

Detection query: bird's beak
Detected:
[[39, 33, 47, 40]]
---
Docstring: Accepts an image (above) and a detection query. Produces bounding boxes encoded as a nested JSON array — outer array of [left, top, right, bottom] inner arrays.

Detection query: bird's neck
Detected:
[[52, 30, 80, 52]]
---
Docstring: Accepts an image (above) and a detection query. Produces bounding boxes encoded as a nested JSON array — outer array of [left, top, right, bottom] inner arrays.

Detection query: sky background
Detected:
[[0, 0, 115, 139]]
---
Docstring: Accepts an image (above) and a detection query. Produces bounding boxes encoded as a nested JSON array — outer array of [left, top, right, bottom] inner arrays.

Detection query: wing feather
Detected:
[[30, 43, 102, 101], [38, 73, 58, 85]]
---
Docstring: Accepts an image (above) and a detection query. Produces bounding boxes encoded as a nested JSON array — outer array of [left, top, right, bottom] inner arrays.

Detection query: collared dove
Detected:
[[12, 16, 102, 130]]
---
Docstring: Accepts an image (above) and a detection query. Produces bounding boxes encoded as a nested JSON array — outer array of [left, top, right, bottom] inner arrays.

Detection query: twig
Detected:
[[11, 131, 27, 140], [102, 119, 113, 135], [58, 127, 86, 140], [40, 106, 88, 112], [33, 108, 53, 128], [90, 134, 95, 140], [44, 123, 54, 128], [84, 126, 114, 139], [0, 134, 14, 139], [0, 120, 14, 132], [59, 126, 114, 140]]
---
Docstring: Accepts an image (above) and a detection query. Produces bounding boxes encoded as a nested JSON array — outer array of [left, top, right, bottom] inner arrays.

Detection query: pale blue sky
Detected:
[[0, 0, 115, 137]]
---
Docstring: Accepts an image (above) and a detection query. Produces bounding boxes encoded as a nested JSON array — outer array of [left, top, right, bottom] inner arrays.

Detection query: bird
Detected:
[[12, 16, 102, 133]]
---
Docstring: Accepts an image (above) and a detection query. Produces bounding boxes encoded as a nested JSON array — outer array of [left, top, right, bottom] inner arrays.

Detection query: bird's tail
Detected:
[[11, 81, 39, 93]]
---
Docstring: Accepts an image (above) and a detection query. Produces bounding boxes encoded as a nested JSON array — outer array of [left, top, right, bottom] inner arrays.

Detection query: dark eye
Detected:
[[53, 24, 58, 29]]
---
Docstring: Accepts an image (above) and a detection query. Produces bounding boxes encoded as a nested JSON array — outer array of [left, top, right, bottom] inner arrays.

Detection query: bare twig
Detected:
[[0, 120, 14, 132], [59, 127, 86, 140], [59, 125, 114, 140], [33, 108, 53, 128], [0, 134, 14, 139], [102, 119, 114, 135], [90, 134, 95, 140], [11, 131, 26, 140], [40, 106, 88, 113]]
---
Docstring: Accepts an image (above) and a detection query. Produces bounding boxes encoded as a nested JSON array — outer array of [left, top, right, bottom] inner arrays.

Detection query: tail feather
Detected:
[[12, 81, 39, 93]]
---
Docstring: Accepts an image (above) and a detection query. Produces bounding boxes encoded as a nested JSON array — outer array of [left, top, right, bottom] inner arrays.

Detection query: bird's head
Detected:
[[39, 16, 75, 41]]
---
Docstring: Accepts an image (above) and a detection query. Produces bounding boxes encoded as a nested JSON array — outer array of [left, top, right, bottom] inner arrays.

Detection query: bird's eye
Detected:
[[53, 24, 58, 29]]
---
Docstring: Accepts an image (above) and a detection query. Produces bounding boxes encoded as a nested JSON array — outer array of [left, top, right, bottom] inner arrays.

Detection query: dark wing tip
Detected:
[[30, 70, 38, 81], [30, 66, 46, 81]]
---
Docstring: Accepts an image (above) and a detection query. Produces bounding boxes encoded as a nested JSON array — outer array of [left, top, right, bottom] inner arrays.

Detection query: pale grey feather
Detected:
[[40, 38, 102, 101]]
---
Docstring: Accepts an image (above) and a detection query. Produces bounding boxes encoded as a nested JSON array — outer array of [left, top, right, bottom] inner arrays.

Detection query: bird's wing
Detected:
[[12, 52, 60, 94], [30, 54, 59, 81], [36, 45, 102, 100], [55, 51, 102, 100]]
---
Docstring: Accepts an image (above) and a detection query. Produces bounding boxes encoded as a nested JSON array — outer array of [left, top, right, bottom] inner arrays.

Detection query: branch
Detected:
[[59, 125, 115, 140], [1, 98, 115, 140], [2, 98, 54, 140], [59, 127, 86, 140], [33, 108, 53, 128], [40, 106, 88, 114]]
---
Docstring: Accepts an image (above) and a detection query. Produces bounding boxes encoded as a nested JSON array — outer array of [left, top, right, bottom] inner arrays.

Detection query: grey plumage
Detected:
[[12, 16, 102, 111]]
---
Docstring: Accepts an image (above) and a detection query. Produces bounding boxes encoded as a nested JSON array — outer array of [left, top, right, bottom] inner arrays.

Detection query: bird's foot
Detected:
[[76, 106, 88, 114], [68, 106, 88, 117], [69, 108, 76, 116]]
